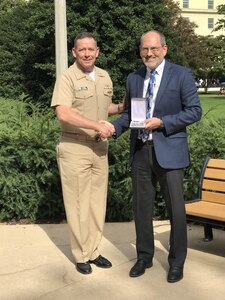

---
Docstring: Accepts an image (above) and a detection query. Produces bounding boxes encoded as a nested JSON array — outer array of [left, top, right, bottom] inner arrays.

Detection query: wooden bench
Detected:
[[185, 157, 225, 241]]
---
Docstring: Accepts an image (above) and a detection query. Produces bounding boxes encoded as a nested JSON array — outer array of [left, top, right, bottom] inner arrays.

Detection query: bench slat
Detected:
[[202, 190, 225, 205], [185, 158, 225, 236], [185, 201, 225, 222], [202, 179, 225, 192], [207, 159, 225, 169], [204, 168, 225, 180]]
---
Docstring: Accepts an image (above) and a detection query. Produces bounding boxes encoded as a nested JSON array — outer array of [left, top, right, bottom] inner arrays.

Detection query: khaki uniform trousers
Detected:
[[56, 136, 109, 263]]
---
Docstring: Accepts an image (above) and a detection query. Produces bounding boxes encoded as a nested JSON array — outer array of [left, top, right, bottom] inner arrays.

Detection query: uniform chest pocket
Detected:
[[74, 88, 93, 100]]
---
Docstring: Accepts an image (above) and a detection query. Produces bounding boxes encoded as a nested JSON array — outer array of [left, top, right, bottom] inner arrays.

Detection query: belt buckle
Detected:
[[95, 134, 101, 142], [146, 140, 153, 145]]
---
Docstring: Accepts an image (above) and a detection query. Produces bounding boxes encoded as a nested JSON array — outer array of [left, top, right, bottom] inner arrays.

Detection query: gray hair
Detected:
[[140, 30, 166, 46]]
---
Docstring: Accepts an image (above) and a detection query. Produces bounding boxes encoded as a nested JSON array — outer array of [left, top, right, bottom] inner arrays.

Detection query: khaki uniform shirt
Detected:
[[51, 63, 113, 137]]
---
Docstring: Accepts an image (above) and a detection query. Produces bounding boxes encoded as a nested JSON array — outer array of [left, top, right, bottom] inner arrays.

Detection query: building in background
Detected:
[[177, 0, 224, 36]]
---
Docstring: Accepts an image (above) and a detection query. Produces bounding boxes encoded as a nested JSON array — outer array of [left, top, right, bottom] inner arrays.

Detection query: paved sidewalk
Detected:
[[0, 221, 224, 300]]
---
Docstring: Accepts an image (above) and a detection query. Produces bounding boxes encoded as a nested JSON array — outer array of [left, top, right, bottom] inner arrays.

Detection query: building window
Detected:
[[208, 18, 214, 29], [208, 0, 214, 9], [183, 0, 189, 8]]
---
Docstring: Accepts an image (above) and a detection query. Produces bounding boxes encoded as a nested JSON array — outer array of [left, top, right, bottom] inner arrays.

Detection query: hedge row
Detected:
[[0, 98, 225, 222]]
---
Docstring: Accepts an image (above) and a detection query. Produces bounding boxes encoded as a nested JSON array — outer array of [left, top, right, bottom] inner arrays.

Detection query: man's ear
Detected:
[[72, 47, 76, 58], [96, 47, 100, 58]]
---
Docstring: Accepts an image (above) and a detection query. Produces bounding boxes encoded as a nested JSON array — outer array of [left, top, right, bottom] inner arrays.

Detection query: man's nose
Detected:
[[84, 50, 90, 56], [146, 48, 154, 55]]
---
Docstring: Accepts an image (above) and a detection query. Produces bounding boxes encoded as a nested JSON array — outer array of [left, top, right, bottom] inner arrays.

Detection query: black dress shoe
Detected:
[[89, 255, 112, 268], [129, 259, 153, 277], [167, 266, 183, 283], [76, 262, 92, 274]]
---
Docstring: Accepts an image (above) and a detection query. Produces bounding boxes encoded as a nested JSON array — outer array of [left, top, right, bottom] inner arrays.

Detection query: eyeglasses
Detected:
[[77, 47, 98, 53], [140, 46, 164, 54]]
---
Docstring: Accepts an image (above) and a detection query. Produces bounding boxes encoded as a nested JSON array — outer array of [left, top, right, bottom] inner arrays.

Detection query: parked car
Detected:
[[220, 82, 225, 96]]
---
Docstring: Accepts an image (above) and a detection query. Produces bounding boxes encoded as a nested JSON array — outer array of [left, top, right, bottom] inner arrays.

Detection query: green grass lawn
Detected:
[[199, 94, 225, 119]]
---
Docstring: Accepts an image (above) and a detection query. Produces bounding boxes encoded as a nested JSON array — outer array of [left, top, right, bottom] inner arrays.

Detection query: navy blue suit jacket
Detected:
[[113, 60, 202, 169]]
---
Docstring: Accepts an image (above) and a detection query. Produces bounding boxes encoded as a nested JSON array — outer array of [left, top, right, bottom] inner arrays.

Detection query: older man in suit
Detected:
[[112, 30, 202, 282]]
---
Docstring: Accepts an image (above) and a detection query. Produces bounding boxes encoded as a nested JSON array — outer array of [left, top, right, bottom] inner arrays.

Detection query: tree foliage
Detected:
[[0, 0, 55, 104], [214, 4, 225, 32], [196, 35, 225, 84], [0, 97, 63, 222], [0, 0, 220, 105], [194, 4, 225, 84], [1, 97, 225, 222], [0, 0, 25, 15]]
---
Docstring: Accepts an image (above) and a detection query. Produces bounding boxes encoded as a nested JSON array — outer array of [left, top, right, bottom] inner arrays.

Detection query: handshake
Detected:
[[96, 120, 115, 140]]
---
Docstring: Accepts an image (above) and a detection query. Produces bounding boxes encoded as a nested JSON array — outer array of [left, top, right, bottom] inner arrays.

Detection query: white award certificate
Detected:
[[129, 98, 147, 128]]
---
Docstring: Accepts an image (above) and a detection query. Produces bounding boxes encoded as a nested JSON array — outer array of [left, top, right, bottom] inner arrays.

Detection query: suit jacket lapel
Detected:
[[155, 60, 172, 107], [136, 66, 146, 98]]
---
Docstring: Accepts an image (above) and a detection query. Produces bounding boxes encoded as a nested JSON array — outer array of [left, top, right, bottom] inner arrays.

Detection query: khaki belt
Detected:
[[62, 132, 102, 142]]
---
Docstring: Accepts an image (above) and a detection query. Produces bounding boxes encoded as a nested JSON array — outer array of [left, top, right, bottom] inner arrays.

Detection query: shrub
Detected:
[[107, 130, 133, 221], [184, 117, 225, 201], [0, 97, 64, 222], [1, 97, 225, 222], [107, 117, 225, 221]]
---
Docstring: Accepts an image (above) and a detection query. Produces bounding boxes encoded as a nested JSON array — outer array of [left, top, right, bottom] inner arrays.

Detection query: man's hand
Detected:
[[108, 95, 126, 115], [97, 120, 115, 139], [145, 117, 161, 130]]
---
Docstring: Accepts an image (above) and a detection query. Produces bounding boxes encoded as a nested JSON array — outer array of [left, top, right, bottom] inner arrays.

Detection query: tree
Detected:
[[0, 0, 55, 103], [0, 1, 30, 98], [0, 0, 25, 15], [0, 0, 210, 104], [194, 3, 225, 89], [214, 4, 225, 32], [196, 35, 225, 88], [174, 3, 225, 89], [65, 0, 209, 99]]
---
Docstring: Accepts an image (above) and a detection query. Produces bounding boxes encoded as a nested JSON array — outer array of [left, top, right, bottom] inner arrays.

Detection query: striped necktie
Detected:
[[142, 70, 156, 142]]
